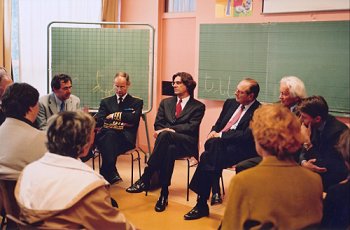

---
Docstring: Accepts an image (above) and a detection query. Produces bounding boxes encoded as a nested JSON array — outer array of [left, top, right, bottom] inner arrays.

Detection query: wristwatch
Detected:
[[303, 142, 312, 151]]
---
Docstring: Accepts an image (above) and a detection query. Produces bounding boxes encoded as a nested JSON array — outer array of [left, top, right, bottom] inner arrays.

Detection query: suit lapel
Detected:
[[48, 94, 58, 115], [111, 95, 119, 111], [65, 97, 72, 111], [168, 96, 177, 119]]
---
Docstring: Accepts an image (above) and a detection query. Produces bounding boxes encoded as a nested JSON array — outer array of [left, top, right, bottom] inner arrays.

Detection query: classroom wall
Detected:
[[121, 0, 350, 153]]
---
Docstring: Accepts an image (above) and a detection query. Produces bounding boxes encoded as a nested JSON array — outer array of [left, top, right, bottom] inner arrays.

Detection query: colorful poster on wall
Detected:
[[215, 0, 253, 17], [234, 0, 253, 16]]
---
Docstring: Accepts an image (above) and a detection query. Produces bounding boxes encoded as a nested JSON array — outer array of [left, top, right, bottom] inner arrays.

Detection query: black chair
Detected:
[[0, 180, 20, 229], [175, 156, 198, 201], [92, 148, 142, 186]]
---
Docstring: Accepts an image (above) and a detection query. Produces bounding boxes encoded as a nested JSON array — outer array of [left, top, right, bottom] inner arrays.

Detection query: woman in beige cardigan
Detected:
[[15, 111, 135, 229], [220, 104, 323, 230]]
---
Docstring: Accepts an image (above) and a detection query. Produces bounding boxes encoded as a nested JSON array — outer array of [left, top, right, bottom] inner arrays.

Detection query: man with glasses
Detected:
[[184, 78, 261, 220], [126, 72, 205, 213], [94, 72, 143, 185], [36, 73, 80, 130]]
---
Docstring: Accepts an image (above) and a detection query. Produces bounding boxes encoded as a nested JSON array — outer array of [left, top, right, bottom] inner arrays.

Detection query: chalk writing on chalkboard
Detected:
[[198, 21, 350, 115]]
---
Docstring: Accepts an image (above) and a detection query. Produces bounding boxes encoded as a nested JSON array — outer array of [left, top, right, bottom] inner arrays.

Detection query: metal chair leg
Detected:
[[186, 158, 190, 201], [221, 173, 225, 195], [130, 152, 134, 186]]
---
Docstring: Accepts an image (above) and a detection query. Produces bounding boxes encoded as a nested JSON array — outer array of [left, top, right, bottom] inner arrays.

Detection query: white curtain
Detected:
[[18, 0, 101, 95]]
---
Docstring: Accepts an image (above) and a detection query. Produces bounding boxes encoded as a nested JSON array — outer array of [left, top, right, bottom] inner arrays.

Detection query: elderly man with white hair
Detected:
[[235, 75, 308, 173]]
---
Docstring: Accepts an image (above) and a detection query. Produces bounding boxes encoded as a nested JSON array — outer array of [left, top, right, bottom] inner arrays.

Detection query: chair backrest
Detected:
[[0, 180, 20, 218]]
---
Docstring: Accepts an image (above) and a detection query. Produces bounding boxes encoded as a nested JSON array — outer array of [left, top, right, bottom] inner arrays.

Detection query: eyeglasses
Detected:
[[172, 81, 183, 86], [235, 89, 249, 95]]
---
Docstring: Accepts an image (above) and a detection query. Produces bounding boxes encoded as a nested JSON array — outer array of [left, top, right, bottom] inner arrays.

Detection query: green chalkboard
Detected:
[[50, 25, 153, 112], [198, 21, 350, 115]]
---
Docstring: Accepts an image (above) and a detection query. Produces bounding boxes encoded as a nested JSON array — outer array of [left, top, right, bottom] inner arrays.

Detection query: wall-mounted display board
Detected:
[[198, 21, 350, 116], [263, 0, 350, 14]]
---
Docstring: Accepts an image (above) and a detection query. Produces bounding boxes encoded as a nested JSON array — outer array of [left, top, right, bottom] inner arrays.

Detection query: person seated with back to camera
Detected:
[[220, 104, 323, 230], [0, 82, 47, 181], [15, 111, 135, 229], [321, 128, 350, 229]]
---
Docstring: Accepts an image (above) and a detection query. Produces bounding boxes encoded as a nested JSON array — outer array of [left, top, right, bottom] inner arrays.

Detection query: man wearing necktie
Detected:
[[126, 72, 205, 213], [94, 72, 143, 185], [184, 78, 261, 220], [36, 73, 80, 130], [235, 76, 308, 172]]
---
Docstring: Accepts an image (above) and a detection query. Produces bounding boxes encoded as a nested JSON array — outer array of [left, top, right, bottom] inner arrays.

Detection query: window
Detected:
[[11, 0, 101, 95], [165, 0, 196, 13]]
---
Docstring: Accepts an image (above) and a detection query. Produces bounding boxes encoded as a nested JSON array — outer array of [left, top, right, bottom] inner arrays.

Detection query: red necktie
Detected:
[[221, 105, 245, 132], [175, 99, 182, 118]]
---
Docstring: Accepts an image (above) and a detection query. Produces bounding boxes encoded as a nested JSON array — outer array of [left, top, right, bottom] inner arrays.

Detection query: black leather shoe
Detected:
[[210, 193, 223, 206], [155, 195, 168, 212], [126, 179, 149, 193], [184, 204, 209, 220], [109, 174, 123, 185]]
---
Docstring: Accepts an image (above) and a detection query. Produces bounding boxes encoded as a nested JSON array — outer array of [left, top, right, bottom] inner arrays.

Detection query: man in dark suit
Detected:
[[94, 72, 143, 185], [126, 72, 205, 213], [184, 78, 261, 220], [299, 95, 348, 192]]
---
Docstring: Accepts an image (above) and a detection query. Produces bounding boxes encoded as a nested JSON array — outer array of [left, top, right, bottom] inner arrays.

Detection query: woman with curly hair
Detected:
[[220, 104, 323, 230]]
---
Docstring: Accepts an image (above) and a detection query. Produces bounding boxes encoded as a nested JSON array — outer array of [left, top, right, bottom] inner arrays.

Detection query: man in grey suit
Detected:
[[126, 72, 205, 213], [0, 83, 47, 180], [36, 73, 80, 130]]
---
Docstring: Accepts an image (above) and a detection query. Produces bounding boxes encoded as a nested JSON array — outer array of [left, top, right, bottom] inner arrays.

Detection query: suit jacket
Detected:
[[0, 118, 47, 180], [212, 99, 261, 155], [36, 93, 80, 130], [154, 96, 205, 158], [300, 114, 348, 190], [95, 94, 143, 146], [221, 156, 323, 230]]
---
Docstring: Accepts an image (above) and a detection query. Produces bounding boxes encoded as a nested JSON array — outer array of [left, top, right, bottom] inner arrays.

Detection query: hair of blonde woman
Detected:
[[250, 104, 304, 160], [336, 128, 350, 169], [46, 111, 96, 159], [280, 76, 307, 99]]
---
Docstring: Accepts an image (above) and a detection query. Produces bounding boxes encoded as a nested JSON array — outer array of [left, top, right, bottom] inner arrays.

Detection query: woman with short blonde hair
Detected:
[[220, 104, 323, 230]]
